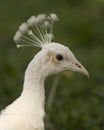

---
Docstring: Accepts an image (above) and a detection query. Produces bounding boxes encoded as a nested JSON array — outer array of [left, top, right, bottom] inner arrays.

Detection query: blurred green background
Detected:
[[0, 0, 104, 130]]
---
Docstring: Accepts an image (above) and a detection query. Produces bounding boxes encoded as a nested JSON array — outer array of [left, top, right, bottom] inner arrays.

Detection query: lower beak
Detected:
[[71, 62, 89, 78]]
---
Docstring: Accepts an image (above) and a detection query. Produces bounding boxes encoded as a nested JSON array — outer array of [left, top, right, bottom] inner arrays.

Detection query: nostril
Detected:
[[76, 63, 81, 68]]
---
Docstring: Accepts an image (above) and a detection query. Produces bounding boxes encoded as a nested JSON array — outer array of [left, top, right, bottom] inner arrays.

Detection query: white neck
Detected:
[[20, 53, 47, 129], [22, 59, 45, 106]]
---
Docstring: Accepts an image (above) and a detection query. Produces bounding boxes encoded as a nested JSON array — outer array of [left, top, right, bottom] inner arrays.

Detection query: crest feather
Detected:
[[13, 13, 59, 48]]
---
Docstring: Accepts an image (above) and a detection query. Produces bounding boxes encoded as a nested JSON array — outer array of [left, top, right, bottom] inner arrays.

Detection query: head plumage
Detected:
[[13, 13, 59, 48]]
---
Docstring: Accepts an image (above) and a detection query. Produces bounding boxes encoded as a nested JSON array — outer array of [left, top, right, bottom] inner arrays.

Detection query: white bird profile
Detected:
[[0, 13, 89, 130]]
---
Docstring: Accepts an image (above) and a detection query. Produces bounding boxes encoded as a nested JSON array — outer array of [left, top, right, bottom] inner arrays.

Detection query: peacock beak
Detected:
[[70, 61, 89, 78]]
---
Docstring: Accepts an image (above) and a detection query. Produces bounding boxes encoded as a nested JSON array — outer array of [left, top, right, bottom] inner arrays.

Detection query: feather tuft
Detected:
[[14, 31, 22, 42], [27, 16, 37, 25], [50, 13, 59, 21], [19, 23, 29, 32], [13, 13, 59, 48], [36, 14, 46, 22]]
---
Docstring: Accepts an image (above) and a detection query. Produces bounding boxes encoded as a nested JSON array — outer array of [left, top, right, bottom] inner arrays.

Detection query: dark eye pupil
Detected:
[[56, 54, 63, 61]]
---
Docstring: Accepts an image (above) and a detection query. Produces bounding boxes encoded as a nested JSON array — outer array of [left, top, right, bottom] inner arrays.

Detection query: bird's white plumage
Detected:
[[14, 13, 58, 48], [0, 14, 89, 130]]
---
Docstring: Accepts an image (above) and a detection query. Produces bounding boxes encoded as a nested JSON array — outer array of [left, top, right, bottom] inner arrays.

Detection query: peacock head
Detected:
[[14, 13, 89, 77]]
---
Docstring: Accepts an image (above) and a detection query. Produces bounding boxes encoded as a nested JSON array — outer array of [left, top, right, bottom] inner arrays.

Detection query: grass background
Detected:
[[0, 0, 104, 130]]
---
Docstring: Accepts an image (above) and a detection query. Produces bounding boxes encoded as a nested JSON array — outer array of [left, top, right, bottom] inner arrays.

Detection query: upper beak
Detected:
[[71, 61, 89, 78]]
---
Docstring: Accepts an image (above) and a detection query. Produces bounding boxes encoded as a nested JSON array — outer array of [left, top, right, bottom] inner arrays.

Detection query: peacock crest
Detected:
[[14, 13, 59, 48]]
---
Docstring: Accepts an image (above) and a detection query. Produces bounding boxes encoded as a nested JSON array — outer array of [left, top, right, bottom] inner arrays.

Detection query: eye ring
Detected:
[[56, 54, 63, 61]]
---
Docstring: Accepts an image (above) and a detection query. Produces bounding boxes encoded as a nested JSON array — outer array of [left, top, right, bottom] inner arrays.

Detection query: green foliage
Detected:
[[0, 0, 104, 130]]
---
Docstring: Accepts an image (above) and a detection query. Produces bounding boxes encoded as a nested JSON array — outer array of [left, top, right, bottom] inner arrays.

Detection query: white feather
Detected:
[[14, 13, 59, 48]]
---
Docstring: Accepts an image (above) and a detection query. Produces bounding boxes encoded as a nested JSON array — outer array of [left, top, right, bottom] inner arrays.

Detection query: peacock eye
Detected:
[[56, 54, 63, 61]]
